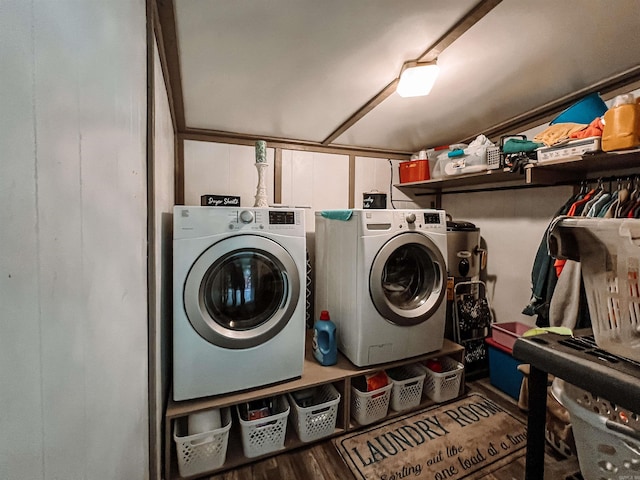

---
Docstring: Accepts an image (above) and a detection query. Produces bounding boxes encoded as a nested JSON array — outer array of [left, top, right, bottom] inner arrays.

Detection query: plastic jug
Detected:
[[312, 310, 337, 366], [602, 94, 640, 152]]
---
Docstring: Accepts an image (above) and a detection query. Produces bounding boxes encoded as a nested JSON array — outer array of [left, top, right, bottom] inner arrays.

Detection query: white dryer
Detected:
[[315, 209, 448, 367], [173, 206, 306, 401]]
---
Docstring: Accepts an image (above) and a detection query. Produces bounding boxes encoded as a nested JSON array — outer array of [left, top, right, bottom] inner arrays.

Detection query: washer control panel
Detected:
[[423, 212, 442, 225], [394, 210, 445, 230], [363, 209, 446, 233]]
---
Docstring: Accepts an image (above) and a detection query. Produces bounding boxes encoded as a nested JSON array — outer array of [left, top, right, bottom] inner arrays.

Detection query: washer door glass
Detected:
[[370, 232, 446, 326], [184, 236, 300, 349]]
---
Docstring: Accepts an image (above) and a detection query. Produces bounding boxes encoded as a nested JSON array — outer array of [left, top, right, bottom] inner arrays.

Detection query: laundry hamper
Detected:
[[236, 396, 290, 458], [549, 217, 640, 362], [288, 383, 340, 442], [351, 375, 392, 425], [173, 408, 232, 477], [386, 363, 427, 412], [552, 379, 640, 480], [287, 384, 341, 443], [422, 356, 464, 403]]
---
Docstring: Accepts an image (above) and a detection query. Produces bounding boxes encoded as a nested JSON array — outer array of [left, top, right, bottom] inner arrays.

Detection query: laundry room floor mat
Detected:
[[333, 394, 527, 480]]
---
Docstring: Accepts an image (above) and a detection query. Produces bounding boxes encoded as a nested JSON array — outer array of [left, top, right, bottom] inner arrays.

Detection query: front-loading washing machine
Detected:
[[173, 206, 306, 401], [315, 209, 447, 367]]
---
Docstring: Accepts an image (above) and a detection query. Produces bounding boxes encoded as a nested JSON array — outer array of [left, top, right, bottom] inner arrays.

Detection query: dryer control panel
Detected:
[[229, 208, 305, 235], [173, 206, 305, 239]]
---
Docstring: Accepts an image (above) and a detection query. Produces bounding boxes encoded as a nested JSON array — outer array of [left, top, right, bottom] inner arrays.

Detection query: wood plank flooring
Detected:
[[205, 378, 581, 480]]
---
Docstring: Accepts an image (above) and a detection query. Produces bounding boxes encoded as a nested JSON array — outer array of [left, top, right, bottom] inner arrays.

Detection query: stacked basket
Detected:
[[552, 379, 640, 480], [549, 218, 640, 480], [550, 217, 640, 362]]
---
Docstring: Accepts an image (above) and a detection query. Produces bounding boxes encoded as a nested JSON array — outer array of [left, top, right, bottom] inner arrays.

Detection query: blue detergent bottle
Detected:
[[313, 310, 337, 366]]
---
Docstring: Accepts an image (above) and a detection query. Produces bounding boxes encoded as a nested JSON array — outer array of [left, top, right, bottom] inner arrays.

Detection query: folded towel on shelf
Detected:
[[320, 210, 353, 221], [502, 138, 544, 153], [570, 117, 604, 139], [534, 123, 587, 147]]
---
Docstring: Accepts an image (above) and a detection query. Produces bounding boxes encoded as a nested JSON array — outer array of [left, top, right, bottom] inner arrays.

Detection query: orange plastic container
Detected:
[[399, 160, 430, 183], [602, 96, 640, 152]]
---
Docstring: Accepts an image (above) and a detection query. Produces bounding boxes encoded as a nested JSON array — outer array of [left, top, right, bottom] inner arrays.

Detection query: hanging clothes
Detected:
[[553, 188, 597, 277], [522, 188, 585, 327], [524, 176, 639, 328], [549, 193, 600, 330]]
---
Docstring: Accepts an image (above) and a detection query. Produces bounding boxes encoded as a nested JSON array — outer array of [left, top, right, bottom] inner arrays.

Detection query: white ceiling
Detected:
[[172, 0, 640, 153]]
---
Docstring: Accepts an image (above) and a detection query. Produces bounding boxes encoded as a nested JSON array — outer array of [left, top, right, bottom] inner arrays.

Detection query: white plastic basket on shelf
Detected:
[[236, 396, 290, 458], [287, 384, 341, 443], [422, 357, 464, 403], [173, 408, 232, 478], [486, 146, 501, 170], [386, 363, 427, 412], [552, 379, 640, 480], [550, 218, 640, 361], [350, 377, 392, 426]]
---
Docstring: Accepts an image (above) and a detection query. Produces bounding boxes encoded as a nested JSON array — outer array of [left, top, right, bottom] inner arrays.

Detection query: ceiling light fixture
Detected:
[[396, 60, 440, 98]]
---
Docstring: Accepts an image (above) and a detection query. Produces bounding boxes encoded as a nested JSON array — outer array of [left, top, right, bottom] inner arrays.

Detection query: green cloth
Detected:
[[321, 210, 353, 221], [502, 138, 543, 154]]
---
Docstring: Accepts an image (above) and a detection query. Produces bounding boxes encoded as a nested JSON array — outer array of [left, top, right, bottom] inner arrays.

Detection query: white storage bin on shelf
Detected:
[[552, 379, 640, 480], [173, 408, 232, 478], [549, 217, 640, 362], [422, 357, 464, 403], [236, 396, 290, 459], [287, 384, 341, 443], [386, 363, 427, 412], [350, 375, 393, 426]]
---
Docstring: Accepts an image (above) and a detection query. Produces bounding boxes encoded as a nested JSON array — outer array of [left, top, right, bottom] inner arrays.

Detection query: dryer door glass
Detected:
[[202, 252, 284, 330], [370, 232, 446, 326], [184, 236, 300, 349]]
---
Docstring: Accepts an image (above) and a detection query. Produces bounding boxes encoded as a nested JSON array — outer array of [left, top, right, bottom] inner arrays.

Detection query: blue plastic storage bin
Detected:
[[550, 92, 608, 125], [486, 337, 524, 400]]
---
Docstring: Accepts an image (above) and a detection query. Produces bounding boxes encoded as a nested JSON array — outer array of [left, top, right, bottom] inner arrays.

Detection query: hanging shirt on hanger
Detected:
[[522, 189, 586, 327], [554, 189, 596, 277]]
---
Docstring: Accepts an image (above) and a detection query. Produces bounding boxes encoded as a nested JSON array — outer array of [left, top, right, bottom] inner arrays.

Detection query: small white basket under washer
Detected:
[[549, 218, 640, 361], [287, 384, 341, 443], [173, 408, 232, 477], [552, 379, 640, 480], [386, 363, 427, 412], [422, 357, 464, 403], [351, 376, 393, 426], [236, 396, 290, 458]]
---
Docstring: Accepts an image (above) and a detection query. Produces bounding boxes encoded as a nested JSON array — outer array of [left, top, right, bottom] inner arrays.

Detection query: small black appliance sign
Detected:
[[335, 394, 526, 480], [201, 194, 241, 207]]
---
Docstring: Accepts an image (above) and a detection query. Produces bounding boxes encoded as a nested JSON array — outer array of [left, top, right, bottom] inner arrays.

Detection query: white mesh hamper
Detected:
[[236, 396, 290, 458], [351, 377, 392, 425], [550, 218, 640, 361], [422, 357, 464, 403], [288, 384, 341, 442], [173, 408, 232, 477], [552, 379, 640, 480], [387, 363, 427, 412]]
